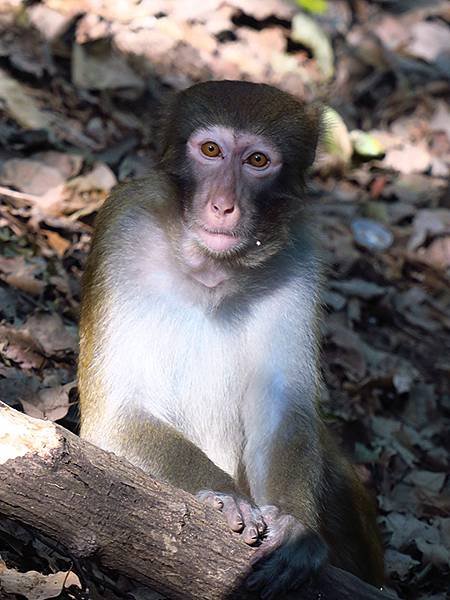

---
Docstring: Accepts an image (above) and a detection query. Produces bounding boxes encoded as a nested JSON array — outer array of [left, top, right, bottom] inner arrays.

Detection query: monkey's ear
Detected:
[[299, 101, 324, 170]]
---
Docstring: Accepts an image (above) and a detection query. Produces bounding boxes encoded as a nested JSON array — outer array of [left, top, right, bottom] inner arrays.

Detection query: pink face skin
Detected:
[[186, 126, 282, 254]]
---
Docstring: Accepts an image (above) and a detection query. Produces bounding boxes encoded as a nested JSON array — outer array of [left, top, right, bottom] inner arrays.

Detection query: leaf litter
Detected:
[[0, 0, 449, 598]]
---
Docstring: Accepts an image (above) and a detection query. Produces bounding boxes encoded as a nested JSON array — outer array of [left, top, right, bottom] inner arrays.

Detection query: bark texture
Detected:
[[0, 402, 391, 600]]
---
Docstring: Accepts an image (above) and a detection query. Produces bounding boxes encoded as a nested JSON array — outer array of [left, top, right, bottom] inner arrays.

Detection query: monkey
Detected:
[[78, 80, 384, 599]]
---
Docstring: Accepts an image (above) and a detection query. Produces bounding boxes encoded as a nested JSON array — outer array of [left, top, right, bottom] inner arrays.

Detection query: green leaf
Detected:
[[322, 106, 352, 163], [296, 0, 328, 15], [350, 130, 385, 159]]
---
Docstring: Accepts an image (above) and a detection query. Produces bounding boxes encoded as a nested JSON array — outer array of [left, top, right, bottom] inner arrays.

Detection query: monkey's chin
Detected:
[[196, 228, 241, 253]]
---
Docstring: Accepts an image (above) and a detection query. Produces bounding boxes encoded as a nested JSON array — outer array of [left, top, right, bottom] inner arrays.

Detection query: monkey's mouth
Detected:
[[195, 226, 241, 253]]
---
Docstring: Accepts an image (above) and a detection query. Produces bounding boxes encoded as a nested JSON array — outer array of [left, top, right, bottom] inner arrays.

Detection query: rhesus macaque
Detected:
[[79, 80, 383, 598]]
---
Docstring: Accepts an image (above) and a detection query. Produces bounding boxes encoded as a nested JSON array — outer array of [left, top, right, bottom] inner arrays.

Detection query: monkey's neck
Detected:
[[190, 267, 229, 288], [181, 240, 231, 289], [184, 248, 231, 288]]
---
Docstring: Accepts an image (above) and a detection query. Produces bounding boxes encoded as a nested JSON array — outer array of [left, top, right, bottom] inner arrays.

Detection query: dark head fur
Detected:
[[157, 81, 322, 268], [159, 80, 321, 186]]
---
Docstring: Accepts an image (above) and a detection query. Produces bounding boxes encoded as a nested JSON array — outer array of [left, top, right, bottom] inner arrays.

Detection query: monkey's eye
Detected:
[[246, 152, 269, 168], [201, 141, 221, 158]]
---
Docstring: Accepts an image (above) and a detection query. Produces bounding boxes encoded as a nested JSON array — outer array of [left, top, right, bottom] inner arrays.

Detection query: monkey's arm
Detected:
[[263, 422, 384, 580], [241, 374, 329, 598], [262, 411, 324, 528], [81, 413, 266, 543], [81, 415, 236, 496], [245, 415, 384, 598], [241, 276, 325, 530], [239, 281, 336, 596]]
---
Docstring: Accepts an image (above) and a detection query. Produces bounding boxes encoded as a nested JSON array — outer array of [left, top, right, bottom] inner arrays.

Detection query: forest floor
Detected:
[[0, 1, 449, 599]]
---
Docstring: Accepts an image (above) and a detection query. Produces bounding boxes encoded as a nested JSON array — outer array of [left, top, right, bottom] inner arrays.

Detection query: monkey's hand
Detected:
[[246, 505, 328, 600], [196, 490, 266, 545]]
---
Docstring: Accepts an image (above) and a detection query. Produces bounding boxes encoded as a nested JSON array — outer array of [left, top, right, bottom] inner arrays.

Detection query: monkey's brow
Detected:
[[189, 126, 278, 152]]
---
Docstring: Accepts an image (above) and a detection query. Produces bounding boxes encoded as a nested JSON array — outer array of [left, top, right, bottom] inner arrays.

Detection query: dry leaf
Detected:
[[326, 323, 366, 381], [407, 21, 450, 63], [27, 4, 73, 41], [383, 143, 431, 175], [0, 256, 46, 296], [227, 0, 294, 21], [24, 313, 77, 355], [0, 324, 45, 369], [384, 549, 420, 580], [32, 151, 83, 179], [374, 15, 410, 51], [20, 381, 76, 421], [0, 69, 50, 129], [30, 184, 68, 219], [318, 107, 352, 173], [43, 230, 71, 257], [0, 159, 65, 196], [0, 559, 81, 600], [418, 236, 450, 268], [72, 40, 144, 90], [291, 12, 334, 80], [408, 209, 450, 250], [68, 162, 117, 193]]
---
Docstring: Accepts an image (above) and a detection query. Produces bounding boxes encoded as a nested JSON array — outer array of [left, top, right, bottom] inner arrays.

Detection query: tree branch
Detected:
[[0, 402, 391, 599]]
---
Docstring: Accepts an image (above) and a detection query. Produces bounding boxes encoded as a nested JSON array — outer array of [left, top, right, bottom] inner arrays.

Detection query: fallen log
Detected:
[[0, 402, 391, 599]]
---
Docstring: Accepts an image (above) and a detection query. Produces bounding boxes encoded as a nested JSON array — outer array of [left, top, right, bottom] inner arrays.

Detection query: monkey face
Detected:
[[184, 125, 283, 255], [158, 80, 321, 264]]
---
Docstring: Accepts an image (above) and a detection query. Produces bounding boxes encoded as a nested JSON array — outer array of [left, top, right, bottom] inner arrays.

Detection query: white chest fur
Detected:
[[101, 288, 247, 478], [96, 221, 319, 491]]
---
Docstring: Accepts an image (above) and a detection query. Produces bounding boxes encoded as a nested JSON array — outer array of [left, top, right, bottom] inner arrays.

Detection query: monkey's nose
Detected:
[[211, 199, 235, 216], [206, 197, 241, 229]]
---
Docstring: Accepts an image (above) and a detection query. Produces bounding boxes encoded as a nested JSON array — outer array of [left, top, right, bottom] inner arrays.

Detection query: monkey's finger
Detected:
[[238, 501, 266, 545], [238, 500, 266, 532], [220, 496, 244, 532], [249, 517, 291, 563], [196, 491, 244, 532], [196, 490, 224, 510], [241, 526, 259, 545], [259, 504, 280, 526]]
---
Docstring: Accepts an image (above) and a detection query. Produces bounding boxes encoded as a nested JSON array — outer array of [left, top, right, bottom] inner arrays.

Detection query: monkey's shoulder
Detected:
[[99, 170, 177, 223], [87, 171, 178, 277]]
